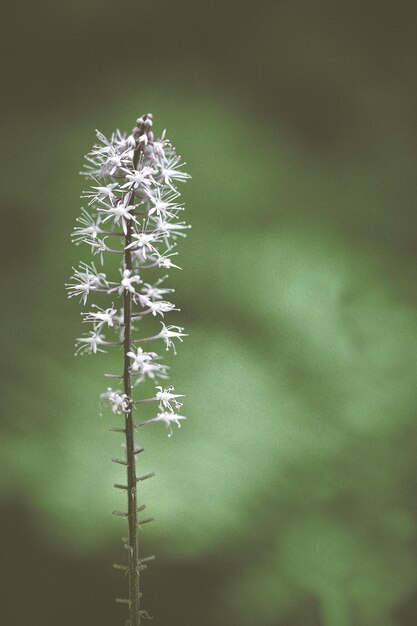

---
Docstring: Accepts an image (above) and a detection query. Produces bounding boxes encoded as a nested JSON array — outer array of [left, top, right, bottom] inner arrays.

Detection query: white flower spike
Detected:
[[67, 112, 190, 622]]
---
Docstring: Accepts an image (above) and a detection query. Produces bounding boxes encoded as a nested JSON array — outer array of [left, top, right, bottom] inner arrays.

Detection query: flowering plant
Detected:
[[66, 113, 190, 624]]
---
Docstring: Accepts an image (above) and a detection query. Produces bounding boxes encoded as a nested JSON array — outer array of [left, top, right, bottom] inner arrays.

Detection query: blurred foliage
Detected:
[[1, 1, 417, 625]]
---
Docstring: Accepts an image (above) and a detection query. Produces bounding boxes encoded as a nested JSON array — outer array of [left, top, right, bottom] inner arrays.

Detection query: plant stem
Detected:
[[123, 146, 142, 626]]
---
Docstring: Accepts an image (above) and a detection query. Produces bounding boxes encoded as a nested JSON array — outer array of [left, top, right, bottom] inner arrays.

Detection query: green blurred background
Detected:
[[2, 1, 417, 624]]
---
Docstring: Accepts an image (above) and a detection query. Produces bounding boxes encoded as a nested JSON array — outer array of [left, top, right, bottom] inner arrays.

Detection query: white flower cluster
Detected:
[[66, 113, 189, 435]]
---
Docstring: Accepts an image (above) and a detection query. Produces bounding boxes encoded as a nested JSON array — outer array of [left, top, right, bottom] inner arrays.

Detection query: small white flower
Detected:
[[140, 277, 174, 302], [82, 304, 118, 329], [86, 132, 133, 178], [155, 385, 184, 412], [82, 181, 118, 205], [71, 208, 101, 245], [126, 232, 161, 259], [119, 269, 141, 294], [156, 255, 182, 270], [104, 149, 132, 176], [126, 347, 168, 382], [75, 331, 107, 355], [159, 156, 190, 190], [127, 346, 155, 372], [87, 236, 108, 265], [66, 262, 108, 304], [158, 323, 188, 353], [142, 298, 178, 317], [157, 256, 182, 270], [120, 166, 155, 190], [140, 412, 186, 437], [153, 217, 191, 240], [146, 188, 182, 218], [81, 129, 133, 178], [98, 196, 137, 235], [101, 388, 129, 414]]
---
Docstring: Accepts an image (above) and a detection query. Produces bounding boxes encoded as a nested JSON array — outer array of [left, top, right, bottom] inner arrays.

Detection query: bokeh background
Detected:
[[2, 1, 417, 625]]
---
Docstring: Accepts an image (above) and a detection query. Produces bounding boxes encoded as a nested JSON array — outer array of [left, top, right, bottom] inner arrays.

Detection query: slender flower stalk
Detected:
[[66, 113, 190, 624]]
